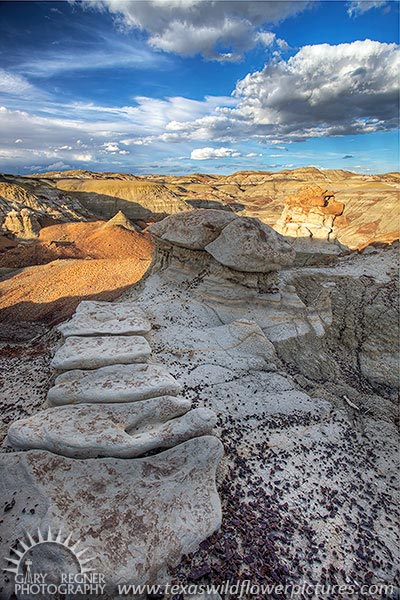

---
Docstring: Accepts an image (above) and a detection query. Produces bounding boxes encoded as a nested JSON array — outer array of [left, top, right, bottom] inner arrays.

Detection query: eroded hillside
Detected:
[[16, 167, 400, 249]]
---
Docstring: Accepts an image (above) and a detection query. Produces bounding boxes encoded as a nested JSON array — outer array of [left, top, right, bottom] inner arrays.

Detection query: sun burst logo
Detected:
[[3, 526, 95, 578]]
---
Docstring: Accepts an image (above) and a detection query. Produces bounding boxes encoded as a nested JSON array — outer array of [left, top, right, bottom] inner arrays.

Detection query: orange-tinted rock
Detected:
[[275, 185, 344, 241], [320, 201, 345, 216]]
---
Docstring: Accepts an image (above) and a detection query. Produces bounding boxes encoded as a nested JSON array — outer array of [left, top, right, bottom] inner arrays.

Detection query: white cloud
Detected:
[[276, 38, 289, 51], [347, 0, 390, 16], [72, 152, 93, 162], [191, 147, 241, 160], [257, 32, 276, 47], [145, 39, 399, 144], [46, 161, 71, 171], [0, 69, 37, 96], [103, 142, 120, 152], [14, 139, 23, 144], [99, 0, 311, 60], [16, 35, 168, 78], [233, 39, 399, 138]]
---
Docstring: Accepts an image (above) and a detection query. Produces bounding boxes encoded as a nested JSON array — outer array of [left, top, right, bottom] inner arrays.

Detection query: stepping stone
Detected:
[[0, 436, 223, 596], [7, 398, 217, 458], [75, 300, 144, 317], [51, 335, 152, 371], [47, 363, 182, 406], [58, 302, 151, 337]]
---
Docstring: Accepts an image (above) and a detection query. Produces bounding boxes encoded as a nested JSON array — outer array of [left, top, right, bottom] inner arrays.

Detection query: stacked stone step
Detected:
[[1, 300, 223, 596]]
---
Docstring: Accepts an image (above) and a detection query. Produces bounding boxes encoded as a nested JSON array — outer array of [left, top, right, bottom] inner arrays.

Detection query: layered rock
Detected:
[[275, 185, 344, 241], [47, 363, 183, 406], [54, 177, 191, 221], [148, 210, 325, 344], [102, 209, 140, 231], [0, 176, 91, 237], [3, 298, 222, 597], [2, 210, 398, 597], [58, 301, 152, 336], [7, 399, 216, 458], [2, 207, 41, 239]]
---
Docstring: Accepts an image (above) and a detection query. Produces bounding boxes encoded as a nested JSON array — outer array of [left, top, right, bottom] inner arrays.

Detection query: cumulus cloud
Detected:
[[191, 147, 241, 160], [233, 39, 399, 138], [149, 39, 399, 143], [347, 0, 390, 16], [99, 0, 309, 60]]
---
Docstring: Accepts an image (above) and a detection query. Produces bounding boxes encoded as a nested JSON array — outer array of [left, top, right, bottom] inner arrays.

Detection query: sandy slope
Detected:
[[0, 221, 153, 323]]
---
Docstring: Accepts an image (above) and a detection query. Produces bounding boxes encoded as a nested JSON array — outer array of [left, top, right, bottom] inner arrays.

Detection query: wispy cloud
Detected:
[[0, 69, 38, 96], [347, 0, 390, 16], [16, 36, 170, 78]]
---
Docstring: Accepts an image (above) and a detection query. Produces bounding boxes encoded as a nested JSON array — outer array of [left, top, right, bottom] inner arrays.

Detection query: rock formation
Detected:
[[1, 209, 398, 598], [53, 177, 191, 221], [275, 185, 344, 241], [102, 209, 139, 231], [0, 176, 91, 238], [2, 207, 41, 239], [128, 210, 397, 591], [2, 299, 222, 597], [2, 168, 398, 248]]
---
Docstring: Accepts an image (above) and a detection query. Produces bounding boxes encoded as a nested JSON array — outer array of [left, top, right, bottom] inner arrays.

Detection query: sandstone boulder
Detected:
[[0, 436, 223, 595], [204, 217, 295, 272], [7, 398, 217, 458], [51, 335, 152, 370], [148, 209, 237, 250], [47, 363, 182, 406]]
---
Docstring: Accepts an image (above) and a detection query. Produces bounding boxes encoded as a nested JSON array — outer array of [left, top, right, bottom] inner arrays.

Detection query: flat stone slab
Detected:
[[0, 436, 223, 595], [51, 335, 152, 371], [7, 397, 217, 458], [58, 301, 151, 337], [47, 363, 182, 406]]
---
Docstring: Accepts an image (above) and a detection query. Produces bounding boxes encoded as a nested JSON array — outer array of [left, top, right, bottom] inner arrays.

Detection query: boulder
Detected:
[[204, 217, 295, 272], [47, 363, 182, 406], [51, 335, 152, 371], [148, 209, 237, 250], [0, 436, 223, 595], [7, 398, 217, 458]]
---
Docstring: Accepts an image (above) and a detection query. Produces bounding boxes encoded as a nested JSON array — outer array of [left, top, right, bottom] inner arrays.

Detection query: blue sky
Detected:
[[0, 0, 398, 175]]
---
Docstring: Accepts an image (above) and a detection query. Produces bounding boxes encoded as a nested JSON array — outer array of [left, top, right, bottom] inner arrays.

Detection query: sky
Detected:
[[0, 0, 398, 175]]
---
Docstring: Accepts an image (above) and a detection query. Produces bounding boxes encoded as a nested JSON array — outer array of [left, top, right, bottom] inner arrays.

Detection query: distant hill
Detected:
[[1, 167, 398, 249]]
